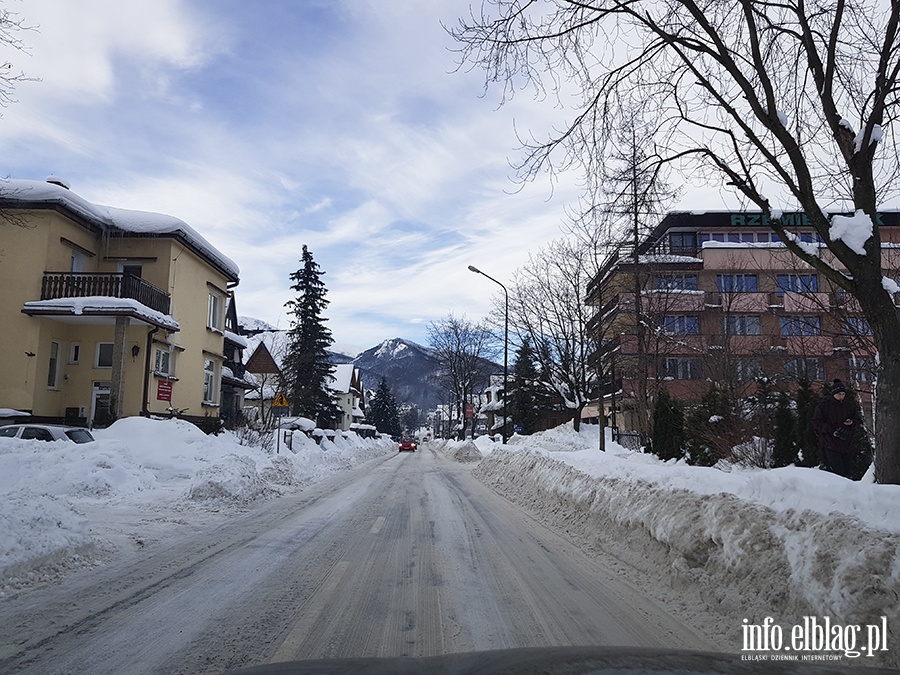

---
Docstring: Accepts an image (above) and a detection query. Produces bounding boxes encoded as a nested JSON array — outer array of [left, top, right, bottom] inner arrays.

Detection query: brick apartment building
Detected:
[[588, 210, 900, 435]]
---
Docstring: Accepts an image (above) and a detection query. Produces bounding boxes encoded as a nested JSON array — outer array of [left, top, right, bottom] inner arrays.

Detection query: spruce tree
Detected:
[[282, 245, 340, 426], [794, 377, 819, 468], [772, 392, 799, 467], [508, 339, 543, 435], [650, 389, 685, 461], [684, 387, 736, 467], [368, 377, 402, 436]]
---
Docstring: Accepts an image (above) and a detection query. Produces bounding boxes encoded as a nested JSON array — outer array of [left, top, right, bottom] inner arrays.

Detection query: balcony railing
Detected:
[[41, 272, 171, 315]]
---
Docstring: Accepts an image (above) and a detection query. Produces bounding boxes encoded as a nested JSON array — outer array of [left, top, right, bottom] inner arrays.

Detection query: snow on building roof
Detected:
[[0, 178, 239, 281], [223, 329, 248, 349], [22, 297, 180, 331], [330, 363, 355, 394], [243, 331, 290, 371]]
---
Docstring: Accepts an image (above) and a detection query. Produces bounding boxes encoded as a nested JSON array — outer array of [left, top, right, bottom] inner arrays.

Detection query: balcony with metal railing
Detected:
[[40, 272, 171, 315]]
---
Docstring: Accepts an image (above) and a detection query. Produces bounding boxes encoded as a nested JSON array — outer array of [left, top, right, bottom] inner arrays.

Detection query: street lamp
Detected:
[[468, 264, 509, 444]]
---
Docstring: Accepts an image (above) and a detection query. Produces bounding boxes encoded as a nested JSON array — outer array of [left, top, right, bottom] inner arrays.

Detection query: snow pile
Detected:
[[187, 454, 268, 502], [0, 491, 96, 584], [470, 424, 900, 668], [0, 417, 394, 589], [448, 440, 485, 463], [830, 210, 873, 255], [430, 436, 495, 463]]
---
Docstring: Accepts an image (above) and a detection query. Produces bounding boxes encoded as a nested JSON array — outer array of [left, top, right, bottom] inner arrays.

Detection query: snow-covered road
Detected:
[[0, 445, 713, 674]]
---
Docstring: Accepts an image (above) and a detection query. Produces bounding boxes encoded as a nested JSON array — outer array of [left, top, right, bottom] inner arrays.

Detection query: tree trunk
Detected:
[[875, 351, 900, 484], [853, 259, 900, 484], [572, 403, 585, 432]]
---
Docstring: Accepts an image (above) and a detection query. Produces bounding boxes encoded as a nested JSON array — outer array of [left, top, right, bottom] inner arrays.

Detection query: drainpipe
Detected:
[[142, 327, 159, 416]]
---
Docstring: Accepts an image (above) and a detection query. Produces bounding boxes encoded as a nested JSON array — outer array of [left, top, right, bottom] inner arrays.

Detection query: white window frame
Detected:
[[70, 250, 86, 273], [780, 315, 821, 337], [662, 315, 700, 335], [849, 357, 876, 384], [203, 358, 219, 405], [154, 347, 175, 377], [735, 357, 763, 381], [662, 357, 702, 380], [717, 274, 759, 293], [207, 292, 223, 331], [47, 341, 60, 388], [69, 342, 81, 365], [96, 342, 114, 368], [844, 317, 873, 336], [725, 315, 762, 336]]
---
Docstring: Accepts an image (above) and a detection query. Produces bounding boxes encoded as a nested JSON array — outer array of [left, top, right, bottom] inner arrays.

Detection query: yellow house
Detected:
[[0, 177, 242, 426]]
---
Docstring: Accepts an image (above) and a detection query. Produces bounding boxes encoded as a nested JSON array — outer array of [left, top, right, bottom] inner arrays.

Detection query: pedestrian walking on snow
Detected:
[[812, 379, 861, 478]]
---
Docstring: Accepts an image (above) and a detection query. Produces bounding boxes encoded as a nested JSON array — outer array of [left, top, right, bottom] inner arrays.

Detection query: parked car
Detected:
[[0, 423, 95, 444], [398, 438, 417, 452]]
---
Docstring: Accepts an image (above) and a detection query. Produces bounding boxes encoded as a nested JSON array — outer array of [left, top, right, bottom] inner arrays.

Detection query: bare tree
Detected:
[[427, 314, 497, 438], [452, 1, 900, 483], [0, 6, 36, 231], [504, 238, 596, 430], [0, 5, 31, 113]]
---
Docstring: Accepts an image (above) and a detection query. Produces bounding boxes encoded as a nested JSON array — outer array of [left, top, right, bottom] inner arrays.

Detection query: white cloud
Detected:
[[0, 0, 584, 347]]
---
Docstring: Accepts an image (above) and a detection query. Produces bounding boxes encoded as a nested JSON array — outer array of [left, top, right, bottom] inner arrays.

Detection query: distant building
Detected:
[[330, 363, 366, 431], [587, 210, 900, 434], [242, 334, 366, 431]]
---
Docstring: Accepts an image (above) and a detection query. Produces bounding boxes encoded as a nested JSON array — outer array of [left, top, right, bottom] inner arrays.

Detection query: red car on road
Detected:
[[398, 438, 417, 452]]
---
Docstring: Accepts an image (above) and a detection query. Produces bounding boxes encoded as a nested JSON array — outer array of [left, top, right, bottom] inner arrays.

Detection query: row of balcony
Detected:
[[40, 272, 171, 315], [595, 333, 865, 358], [598, 290, 863, 315]]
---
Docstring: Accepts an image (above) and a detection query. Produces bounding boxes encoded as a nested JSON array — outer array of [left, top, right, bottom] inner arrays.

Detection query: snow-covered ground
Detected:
[[0, 417, 395, 593], [1, 418, 898, 666]]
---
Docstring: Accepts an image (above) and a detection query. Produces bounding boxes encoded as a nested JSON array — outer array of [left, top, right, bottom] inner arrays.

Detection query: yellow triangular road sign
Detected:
[[273, 391, 289, 407]]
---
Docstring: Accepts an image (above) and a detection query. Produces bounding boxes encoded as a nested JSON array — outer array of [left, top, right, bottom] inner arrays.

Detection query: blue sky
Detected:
[[0, 1, 727, 351]]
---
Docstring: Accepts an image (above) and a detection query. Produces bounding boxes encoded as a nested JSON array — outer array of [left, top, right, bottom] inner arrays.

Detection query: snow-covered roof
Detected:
[[22, 297, 179, 331], [223, 330, 248, 349], [244, 331, 290, 370], [330, 363, 356, 394], [0, 179, 239, 281]]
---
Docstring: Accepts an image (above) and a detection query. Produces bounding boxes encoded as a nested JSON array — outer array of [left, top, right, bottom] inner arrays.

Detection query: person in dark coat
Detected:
[[812, 379, 860, 478]]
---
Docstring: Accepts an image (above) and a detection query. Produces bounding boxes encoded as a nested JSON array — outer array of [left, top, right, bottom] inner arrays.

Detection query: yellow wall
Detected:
[[0, 207, 233, 422], [142, 241, 230, 417]]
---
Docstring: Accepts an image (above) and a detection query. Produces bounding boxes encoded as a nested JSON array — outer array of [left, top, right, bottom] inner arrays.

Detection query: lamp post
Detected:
[[468, 264, 509, 444]]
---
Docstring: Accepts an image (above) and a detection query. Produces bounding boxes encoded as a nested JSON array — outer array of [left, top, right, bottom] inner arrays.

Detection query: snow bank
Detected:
[[471, 425, 900, 669], [0, 417, 394, 589], [0, 491, 96, 583], [435, 439, 484, 463]]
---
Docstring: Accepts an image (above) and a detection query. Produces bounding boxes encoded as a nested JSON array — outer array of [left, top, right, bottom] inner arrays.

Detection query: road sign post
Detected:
[[272, 392, 290, 453]]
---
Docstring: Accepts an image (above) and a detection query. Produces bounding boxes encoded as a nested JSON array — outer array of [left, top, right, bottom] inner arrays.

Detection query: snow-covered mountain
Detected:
[[238, 325, 448, 411], [351, 338, 443, 411]]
